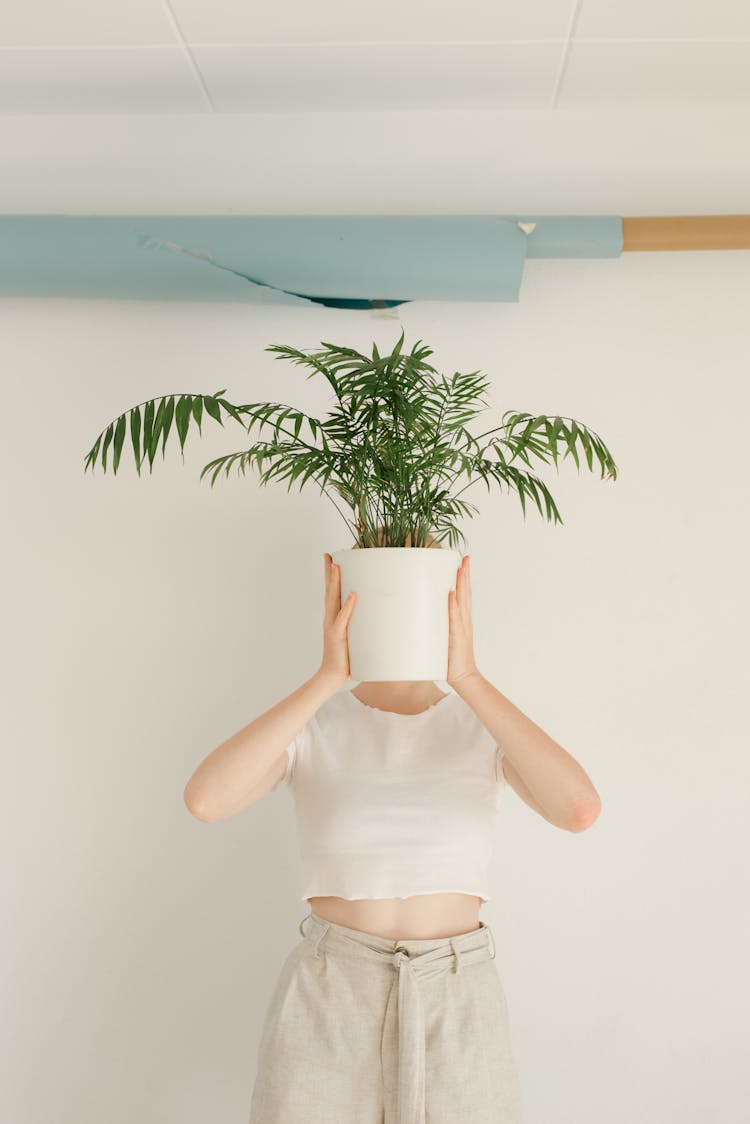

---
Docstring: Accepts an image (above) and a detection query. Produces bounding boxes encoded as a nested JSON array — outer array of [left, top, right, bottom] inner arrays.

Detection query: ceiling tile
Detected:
[[172, 0, 571, 44], [559, 41, 750, 107], [0, 49, 209, 113], [0, 1, 176, 47], [192, 43, 562, 112], [575, 0, 750, 40]]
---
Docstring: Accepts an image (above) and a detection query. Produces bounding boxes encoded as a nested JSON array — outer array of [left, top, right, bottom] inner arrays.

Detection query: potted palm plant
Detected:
[[83, 330, 618, 680]]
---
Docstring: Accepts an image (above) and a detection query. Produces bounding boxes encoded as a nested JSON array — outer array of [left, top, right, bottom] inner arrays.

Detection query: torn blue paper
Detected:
[[0, 215, 623, 306]]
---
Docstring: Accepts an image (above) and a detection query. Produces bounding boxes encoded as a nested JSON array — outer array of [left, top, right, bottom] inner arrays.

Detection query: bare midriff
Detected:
[[306, 892, 484, 940]]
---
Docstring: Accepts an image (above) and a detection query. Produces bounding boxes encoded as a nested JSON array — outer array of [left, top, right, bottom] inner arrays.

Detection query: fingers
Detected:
[[324, 554, 356, 632], [337, 590, 356, 624], [453, 559, 463, 608], [454, 555, 472, 615], [323, 553, 340, 622]]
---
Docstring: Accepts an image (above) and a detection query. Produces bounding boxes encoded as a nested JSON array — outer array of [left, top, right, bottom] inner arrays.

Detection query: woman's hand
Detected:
[[447, 554, 480, 687], [317, 554, 357, 688]]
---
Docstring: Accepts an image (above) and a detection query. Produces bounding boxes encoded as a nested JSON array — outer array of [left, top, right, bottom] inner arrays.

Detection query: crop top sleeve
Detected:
[[284, 738, 296, 785], [495, 744, 506, 784], [269, 720, 312, 792]]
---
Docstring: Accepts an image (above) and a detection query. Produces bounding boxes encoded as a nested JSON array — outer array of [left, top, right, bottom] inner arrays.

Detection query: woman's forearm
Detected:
[[183, 668, 340, 823], [453, 670, 601, 830]]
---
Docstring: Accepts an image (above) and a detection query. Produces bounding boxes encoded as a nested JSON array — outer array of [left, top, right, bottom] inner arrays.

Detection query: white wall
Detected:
[[2, 248, 748, 1123]]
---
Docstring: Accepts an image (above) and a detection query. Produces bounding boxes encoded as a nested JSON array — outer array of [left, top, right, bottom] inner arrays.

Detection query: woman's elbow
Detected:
[[183, 780, 217, 823], [567, 792, 602, 832]]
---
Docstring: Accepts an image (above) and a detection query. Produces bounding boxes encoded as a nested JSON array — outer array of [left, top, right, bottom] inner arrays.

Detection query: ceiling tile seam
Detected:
[[550, 0, 584, 109], [157, 0, 215, 112], [185, 37, 750, 46], [1, 38, 750, 51]]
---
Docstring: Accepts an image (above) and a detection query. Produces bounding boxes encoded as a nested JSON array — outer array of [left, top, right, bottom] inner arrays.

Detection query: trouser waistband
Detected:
[[299, 909, 495, 967], [298, 911, 496, 1124]]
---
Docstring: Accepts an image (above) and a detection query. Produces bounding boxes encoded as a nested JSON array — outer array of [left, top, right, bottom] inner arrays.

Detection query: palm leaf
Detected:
[[83, 335, 618, 546]]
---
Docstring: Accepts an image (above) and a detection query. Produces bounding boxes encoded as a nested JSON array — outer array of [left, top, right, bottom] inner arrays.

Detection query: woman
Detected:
[[184, 548, 602, 1124]]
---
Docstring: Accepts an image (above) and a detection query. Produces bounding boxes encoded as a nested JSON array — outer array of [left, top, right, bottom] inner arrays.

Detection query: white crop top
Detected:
[[271, 686, 506, 904]]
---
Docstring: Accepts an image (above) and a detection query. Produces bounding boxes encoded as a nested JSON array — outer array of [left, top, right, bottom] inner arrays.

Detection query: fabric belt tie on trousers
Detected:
[[298, 911, 496, 1124]]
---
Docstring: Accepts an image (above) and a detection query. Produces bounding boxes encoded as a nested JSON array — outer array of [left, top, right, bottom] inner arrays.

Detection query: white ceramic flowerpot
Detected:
[[330, 546, 463, 681]]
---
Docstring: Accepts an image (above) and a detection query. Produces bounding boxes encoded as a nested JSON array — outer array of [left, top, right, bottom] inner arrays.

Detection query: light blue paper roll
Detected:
[[0, 215, 622, 306]]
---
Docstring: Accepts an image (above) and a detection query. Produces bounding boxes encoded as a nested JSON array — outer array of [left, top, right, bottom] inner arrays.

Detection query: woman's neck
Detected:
[[350, 681, 448, 714]]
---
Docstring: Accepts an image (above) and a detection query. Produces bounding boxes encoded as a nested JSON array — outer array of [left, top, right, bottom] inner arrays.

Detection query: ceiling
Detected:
[[1, 0, 750, 114]]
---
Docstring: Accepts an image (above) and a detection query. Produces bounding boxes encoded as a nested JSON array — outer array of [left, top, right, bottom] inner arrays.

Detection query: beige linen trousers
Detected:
[[248, 910, 524, 1124]]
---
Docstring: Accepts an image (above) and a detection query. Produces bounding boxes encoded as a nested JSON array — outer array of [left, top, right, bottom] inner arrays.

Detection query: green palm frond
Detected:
[[83, 389, 245, 477], [83, 327, 619, 547]]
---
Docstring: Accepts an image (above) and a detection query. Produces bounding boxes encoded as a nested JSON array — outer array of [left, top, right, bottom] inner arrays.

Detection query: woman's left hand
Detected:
[[447, 555, 480, 687]]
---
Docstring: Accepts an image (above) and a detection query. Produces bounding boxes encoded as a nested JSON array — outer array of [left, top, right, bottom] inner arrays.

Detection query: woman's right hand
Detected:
[[318, 553, 357, 688]]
